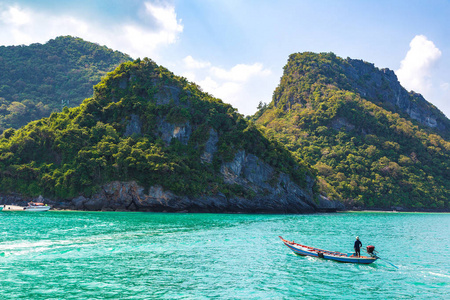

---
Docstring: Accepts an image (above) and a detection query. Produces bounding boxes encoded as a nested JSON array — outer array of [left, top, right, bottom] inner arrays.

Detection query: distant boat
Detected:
[[279, 236, 378, 264], [24, 202, 51, 212], [2, 205, 25, 211], [2, 202, 50, 212]]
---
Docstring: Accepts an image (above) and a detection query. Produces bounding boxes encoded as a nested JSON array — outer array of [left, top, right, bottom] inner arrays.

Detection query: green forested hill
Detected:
[[254, 52, 450, 209], [0, 58, 311, 202], [0, 36, 132, 132]]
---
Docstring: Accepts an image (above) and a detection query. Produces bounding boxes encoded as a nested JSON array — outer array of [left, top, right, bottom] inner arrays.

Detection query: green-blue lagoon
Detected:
[[1, 211, 449, 299]]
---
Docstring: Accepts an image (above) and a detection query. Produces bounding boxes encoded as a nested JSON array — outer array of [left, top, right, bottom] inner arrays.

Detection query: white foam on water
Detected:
[[0, 239, 70, 250], [427, 272, 450, 279]]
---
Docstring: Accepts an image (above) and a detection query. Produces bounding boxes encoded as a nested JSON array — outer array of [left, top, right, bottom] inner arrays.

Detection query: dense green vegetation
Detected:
[[255, 52, 450, 209], [0, 58, 311, 200], [0, 36, 132, 132], [2, 45, 447, 210]]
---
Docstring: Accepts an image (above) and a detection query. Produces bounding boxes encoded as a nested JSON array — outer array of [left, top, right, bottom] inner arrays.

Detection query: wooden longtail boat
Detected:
[[279, 236, 378, 264]]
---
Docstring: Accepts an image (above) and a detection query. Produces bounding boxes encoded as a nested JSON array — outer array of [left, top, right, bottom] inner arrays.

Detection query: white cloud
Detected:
[[211, 63, 271, 82], [396, 35, 442, 93], [396, 35, 450, 118], [181, 71, 197, 82], [0, 2, 183, 59], [0, 5, 32, 26], [183, 55, 211, 69], [198, 77, 240, 102], [198, 76, 219, 91], [179, 56, 273, 115], [144, 2, 183, 41]]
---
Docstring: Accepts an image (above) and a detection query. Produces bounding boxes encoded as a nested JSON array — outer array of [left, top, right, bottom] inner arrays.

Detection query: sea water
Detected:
[[0, 211, 449, 299]]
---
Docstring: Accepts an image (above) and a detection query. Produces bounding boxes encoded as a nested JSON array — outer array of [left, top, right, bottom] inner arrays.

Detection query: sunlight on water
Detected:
[[0, 211, 449, 299]]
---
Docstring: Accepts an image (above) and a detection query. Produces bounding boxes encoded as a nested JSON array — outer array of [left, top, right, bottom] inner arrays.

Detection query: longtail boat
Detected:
[[279, 236, 378, 264]]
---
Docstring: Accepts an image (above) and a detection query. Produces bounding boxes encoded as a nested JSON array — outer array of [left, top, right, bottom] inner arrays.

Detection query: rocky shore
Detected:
[[0, 143, 345, 214], [3, 190, 446, 213], [0, 180, 345, 213]]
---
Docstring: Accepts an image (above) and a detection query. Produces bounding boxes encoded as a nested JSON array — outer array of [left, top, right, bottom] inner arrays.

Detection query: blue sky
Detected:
[[0, 0, 449, 117]]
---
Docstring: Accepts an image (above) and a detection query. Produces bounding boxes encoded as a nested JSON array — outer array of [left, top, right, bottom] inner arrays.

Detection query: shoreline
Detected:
[[345, 209, 450, 214], [2, 194, 448, 214], [345, 207, 450, 213], [9, 207, 448, 214]]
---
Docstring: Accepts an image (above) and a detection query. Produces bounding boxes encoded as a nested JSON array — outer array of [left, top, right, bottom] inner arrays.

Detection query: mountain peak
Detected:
[[0, 36, 132, 132], [276, 52, 449, 135], [0, 58, 323, 213], [255, 52, 449, 210]]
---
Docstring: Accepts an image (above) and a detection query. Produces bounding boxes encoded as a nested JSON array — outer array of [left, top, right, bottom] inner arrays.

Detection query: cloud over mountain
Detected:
[[0, 2, 183, 59], [181, 56, 273, 115], [396, 35, 442, 93]]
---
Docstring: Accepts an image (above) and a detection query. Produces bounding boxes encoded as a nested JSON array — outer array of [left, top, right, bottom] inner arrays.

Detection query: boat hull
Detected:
[[2, 205, 50, 212], [24, 206, 51, 212], [280, 236, 377, 264], [2, 205, 26, 211]]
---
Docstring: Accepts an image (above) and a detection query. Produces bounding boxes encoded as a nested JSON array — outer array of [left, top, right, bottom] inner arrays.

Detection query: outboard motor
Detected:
[[366, 245, 376, 256]]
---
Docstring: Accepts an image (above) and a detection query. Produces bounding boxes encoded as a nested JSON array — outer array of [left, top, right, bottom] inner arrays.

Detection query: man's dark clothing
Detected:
[[354, 240, 362, 257]]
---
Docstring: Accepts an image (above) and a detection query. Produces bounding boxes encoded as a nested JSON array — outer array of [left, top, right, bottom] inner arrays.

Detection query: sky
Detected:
[[0, 0, 449, 117]]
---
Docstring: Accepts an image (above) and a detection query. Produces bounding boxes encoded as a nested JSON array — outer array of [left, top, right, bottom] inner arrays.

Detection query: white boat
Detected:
[[2, 205, 25, 211], [2, 203, 51, 212], [24, 202, 51, 212]]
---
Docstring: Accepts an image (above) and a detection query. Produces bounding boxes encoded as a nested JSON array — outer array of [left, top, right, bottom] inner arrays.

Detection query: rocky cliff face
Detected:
[[55, 150, 320, 213], [200, 128, 219, 164], [258, 52, 450, 210], [276, 53, 449, 136], [54, 149, 325, 213], [343, 58, 448, 134]]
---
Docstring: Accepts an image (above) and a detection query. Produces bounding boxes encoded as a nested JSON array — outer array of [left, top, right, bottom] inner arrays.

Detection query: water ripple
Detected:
[[0, 211, 449, 298]]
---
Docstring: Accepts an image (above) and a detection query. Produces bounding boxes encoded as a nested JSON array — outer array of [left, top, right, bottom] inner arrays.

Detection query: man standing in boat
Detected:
[[354, 236, 362, 257]]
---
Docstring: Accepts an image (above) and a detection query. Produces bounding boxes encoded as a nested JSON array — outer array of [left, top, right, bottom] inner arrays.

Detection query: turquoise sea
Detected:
[[1, 211, 449, 299]]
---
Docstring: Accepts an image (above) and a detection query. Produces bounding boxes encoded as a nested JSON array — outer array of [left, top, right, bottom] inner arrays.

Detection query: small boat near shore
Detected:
[[2, 202, 51, 212], [24, 202, 51, 212], [279, 236, 378, 264]]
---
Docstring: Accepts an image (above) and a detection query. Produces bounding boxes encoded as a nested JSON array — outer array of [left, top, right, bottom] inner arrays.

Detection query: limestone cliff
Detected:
[[342, 58, 449, 134], [60, 148, 319, 213], [57, 146, 323, 213]]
